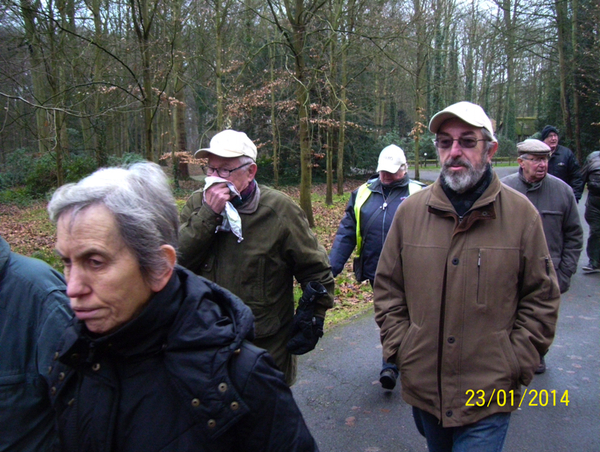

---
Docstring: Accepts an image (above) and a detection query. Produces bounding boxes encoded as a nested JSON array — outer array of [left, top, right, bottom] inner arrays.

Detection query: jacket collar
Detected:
[[427, 171, 500, 231], [517, 167, 544, 192], [368, 173, 410, 194], [236, 180, 261, 215], [59, 265, 255, 364], [60, 269, 184, 364]]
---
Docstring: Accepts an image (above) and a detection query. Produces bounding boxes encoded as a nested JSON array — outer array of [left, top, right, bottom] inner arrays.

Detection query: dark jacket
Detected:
[[49, 266, 317, 452], [329, 175, 422, 283], [548, 144, 584, 202], [502, 171, 583, 293], [582, 151, 600, 204], [0, 236, 72, 452], [374, 173, 560, 427]]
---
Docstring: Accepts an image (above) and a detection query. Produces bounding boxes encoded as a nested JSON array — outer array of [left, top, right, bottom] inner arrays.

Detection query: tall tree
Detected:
[[554, 0, 573, 142], [267, 0, 327, 226], [129, 0, 159, 161]]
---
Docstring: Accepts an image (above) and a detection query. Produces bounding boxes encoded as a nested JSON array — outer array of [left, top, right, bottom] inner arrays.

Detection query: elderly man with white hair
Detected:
[[179, 130, 334, 386], [502, 139, 583, 296], [502, 139, 583, 374]]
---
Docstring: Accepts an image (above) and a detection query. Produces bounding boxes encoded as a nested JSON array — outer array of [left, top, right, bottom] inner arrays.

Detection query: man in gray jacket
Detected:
[[502, 139, 583, 373]]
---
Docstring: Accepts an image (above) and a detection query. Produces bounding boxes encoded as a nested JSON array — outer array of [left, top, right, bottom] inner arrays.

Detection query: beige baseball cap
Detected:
[[429, 101, 497, 142], [376, 145, 407, 173], [194, 130, 257, 160]]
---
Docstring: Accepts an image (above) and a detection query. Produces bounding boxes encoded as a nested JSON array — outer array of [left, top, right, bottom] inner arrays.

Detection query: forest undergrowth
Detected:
[[0, 180, 374, 331]]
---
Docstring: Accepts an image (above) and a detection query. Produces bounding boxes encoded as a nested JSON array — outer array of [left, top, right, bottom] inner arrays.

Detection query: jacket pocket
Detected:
[[241, 258, 279, 338], [498, 331, 521, 386], [398, 322, 420, 368], [475, 248, 519, 307]]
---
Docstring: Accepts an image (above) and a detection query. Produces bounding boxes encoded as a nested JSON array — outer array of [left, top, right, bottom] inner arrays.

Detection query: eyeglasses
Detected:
[[520, 156, 549, 164], [433, 137, 487, 149], [202, 162, 251, 178]]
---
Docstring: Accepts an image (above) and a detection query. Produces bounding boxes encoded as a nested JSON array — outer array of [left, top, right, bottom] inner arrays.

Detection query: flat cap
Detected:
[[517, 139, 551, 155]]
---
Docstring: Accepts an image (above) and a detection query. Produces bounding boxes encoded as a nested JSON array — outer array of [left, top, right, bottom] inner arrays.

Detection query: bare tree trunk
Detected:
[[20, 1, 52, 157], [215, 1, 225, 130], [326, 126, 333, 204], [555, 0, 573, 140], [571, 0, 582, 160], [412, 0, 428, 182], [268, 0, 326, 226], [337, 71, 347, 195], [269, 40, 280, 186], [130, 0, 156, 161], [171, 0, 187, 189]]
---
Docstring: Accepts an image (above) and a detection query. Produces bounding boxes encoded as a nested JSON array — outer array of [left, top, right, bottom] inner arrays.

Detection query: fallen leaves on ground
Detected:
[[0, 202, 56, 256], [0, 180, 373, 318]]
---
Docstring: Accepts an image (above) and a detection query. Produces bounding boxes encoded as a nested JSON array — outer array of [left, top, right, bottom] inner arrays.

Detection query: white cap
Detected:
[[194, 130, 257, 160], [376, 145, 407, 173], [428, 101, 497, 142]]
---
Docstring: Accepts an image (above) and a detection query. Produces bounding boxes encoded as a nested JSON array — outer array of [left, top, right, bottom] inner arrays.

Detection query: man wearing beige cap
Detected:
[[502, 139, 582, 373], [178, 129, 334, 386], [329, 144, 424, 390], [374, 102, 560, 451]]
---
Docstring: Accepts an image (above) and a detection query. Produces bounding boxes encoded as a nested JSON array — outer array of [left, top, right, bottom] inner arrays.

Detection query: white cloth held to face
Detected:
[[203, 176, 243, 242]]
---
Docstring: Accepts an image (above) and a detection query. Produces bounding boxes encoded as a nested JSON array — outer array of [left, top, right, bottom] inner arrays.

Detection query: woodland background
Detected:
[[1, 0, 599, 224]]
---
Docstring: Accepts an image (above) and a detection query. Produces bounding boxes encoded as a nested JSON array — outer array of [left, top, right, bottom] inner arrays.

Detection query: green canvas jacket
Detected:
[[178, 184, 334, 384]]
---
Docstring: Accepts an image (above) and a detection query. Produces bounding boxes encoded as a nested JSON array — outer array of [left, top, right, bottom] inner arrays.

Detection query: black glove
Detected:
[[286, 282, 327, 355]]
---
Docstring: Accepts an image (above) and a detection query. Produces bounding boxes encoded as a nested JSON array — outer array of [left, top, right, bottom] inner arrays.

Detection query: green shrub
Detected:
[[25, 153, 58, 197], [25, 153, 97, 197], [64, 154, 97, 183], [0, 148, 36, 189], [496, 135, 517, 158], [0, 187, 33, 205]]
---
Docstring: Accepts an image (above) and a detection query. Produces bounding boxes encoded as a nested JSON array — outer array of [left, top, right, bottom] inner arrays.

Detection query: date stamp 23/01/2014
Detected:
[[465, 389, 569, 408]]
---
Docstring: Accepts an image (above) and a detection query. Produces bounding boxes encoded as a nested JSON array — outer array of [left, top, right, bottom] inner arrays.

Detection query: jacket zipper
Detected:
[[477, 250, 481, 302]]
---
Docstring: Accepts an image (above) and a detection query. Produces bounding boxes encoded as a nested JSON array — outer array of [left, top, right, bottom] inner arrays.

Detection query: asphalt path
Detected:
[[293, 166, 600, 452]]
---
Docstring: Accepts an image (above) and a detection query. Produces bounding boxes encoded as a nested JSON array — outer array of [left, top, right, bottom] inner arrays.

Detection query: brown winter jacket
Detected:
[[374, 172, 560, 428]]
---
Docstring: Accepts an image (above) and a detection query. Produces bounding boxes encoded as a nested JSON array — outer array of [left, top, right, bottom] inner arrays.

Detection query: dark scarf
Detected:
[[236, 180, 261, 215], [441, 165, 493, 217]]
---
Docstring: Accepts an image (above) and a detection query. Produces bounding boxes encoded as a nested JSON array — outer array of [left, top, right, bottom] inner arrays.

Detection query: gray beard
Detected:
[[441, 158, 489, 193]]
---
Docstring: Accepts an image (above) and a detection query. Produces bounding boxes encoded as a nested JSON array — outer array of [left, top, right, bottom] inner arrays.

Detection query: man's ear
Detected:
[[149, 245, 177, 292], [248, 162, 258, 179], [487, 141, 499, 160]]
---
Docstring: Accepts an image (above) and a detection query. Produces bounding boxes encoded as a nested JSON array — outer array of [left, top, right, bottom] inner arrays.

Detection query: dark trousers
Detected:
[[585, 201, 600, 267]]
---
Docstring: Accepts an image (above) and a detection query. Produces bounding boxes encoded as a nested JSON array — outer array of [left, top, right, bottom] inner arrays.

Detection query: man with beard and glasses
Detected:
[[373, 101, 560, 452]]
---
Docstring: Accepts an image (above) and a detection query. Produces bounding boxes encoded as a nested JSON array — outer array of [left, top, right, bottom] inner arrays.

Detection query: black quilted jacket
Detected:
[[49, 266, 317, 452]]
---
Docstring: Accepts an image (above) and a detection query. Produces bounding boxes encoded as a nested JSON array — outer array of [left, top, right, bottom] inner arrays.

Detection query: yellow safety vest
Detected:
[[354, 181, 422, 256]]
